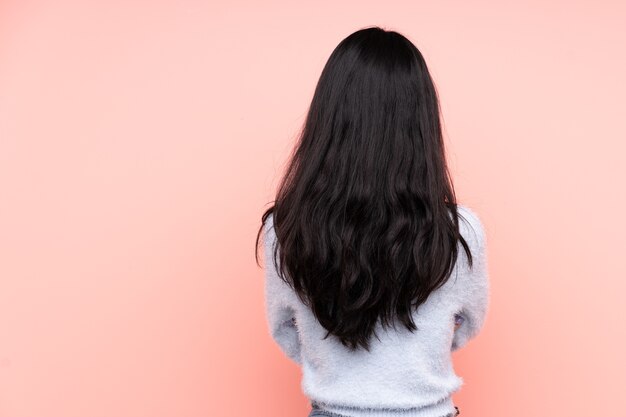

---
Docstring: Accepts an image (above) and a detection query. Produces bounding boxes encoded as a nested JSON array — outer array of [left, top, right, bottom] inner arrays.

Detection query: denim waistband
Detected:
[[308, 401, 460, 417]]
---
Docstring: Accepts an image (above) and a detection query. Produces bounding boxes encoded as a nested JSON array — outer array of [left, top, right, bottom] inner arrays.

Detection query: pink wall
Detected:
[[1, 1, 625, 416]]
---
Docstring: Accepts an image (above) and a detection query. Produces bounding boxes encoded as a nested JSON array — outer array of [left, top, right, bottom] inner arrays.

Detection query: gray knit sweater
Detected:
[[263, 205, 490, 417]]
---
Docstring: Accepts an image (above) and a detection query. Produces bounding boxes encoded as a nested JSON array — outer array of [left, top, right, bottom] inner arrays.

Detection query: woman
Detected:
[[255, 26, 490, 417]]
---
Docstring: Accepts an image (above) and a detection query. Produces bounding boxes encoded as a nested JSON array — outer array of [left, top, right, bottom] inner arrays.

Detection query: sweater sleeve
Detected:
[[451, 208, 490, 352], [263, 214, 303, 365]]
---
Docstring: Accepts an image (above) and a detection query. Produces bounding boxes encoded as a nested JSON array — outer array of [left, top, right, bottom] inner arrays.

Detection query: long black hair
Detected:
[[255, 26, 475, 351]]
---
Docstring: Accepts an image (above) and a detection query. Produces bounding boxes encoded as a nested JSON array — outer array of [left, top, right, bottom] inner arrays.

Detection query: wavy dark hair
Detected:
[[255, 26, 476, 351]]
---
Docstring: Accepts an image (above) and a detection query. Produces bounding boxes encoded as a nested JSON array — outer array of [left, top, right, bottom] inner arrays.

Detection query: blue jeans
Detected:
[[308, 406, 460, 417]]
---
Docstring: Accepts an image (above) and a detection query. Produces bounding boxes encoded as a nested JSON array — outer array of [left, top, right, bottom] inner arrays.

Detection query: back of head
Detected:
[[255, 26, 476, 352]]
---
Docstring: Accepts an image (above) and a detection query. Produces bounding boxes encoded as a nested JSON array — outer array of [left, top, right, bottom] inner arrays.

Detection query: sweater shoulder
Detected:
[[456, 204, 486, 252]]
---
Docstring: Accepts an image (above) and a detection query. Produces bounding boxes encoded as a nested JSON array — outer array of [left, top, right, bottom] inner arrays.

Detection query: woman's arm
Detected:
[[451, 208, 490, 352], [263, 214, 303, 364]]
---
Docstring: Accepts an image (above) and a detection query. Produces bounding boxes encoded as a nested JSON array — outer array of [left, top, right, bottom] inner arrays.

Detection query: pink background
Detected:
[[1, 1, 625, 416]]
